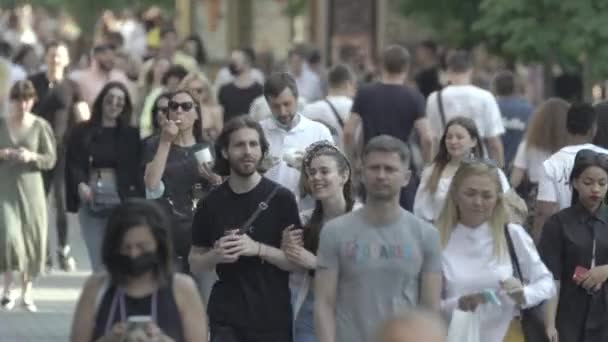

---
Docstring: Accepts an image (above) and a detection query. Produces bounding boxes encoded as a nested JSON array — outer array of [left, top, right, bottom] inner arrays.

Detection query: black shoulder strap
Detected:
[[437, 88, 447, 130], [323, 98, 345, 128], [238, 184, 281, 234], [504, 224, 524, 282]]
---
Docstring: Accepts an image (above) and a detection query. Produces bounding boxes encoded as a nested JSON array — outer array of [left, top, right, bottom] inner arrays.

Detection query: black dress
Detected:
[[539, 204, 608, 342]]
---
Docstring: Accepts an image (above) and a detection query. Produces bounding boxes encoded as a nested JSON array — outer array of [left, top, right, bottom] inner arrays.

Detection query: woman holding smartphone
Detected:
[[437, 159, 554, 342], [539, 149, 608, 342], [281, 141, 359, 342], [70, 199, 207, 342]]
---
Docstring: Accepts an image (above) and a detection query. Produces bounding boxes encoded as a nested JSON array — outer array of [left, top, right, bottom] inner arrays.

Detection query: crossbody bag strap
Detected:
[[504, 224, 524, 282], [238, 184, 281, 234], [323, 98, 345, 128], [436, 88, 447, 130]]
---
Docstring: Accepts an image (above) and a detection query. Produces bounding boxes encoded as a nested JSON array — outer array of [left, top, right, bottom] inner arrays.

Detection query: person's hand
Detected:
[[501, 277, 526, 306], [285, 151, 305, 169], [13, 147, 37, 163], [212, 232, 242, 264], [0, 148, 15, 161], [229, 233, 260, 257], [78, 182, 93, 202], [142, 322, 176, 342], [160, 118, 179, 143], [198, 162, 222, 185], [580, 265, 608, 292], [259, 155, 280, 172], [457, 293, 487, 312], [101, 322, 127, 342], [546, 325, 559, 342], [284, 244, 316, 269], [281, 225, 304, 249]]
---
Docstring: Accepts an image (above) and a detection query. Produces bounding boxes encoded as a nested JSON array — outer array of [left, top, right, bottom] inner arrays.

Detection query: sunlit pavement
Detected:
[[0, 210, 90, 341]]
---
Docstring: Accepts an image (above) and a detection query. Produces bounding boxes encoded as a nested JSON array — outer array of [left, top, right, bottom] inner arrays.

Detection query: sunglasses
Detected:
[[168, 101, 195, 112], [105, 95, 125, 106], [156, 106, 169, 115]]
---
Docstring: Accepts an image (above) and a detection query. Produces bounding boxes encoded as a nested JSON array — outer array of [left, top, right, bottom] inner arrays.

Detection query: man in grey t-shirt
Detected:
[[314, 135, 442, 342]]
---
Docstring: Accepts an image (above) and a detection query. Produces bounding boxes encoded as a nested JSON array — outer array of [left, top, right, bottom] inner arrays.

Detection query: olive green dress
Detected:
[[0, 114, 56, 277]]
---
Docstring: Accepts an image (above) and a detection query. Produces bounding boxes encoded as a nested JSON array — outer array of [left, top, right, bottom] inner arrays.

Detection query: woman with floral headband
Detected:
[[281, 141, 361, 342]]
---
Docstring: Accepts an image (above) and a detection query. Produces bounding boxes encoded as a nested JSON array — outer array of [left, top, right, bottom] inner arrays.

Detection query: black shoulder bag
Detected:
[[323, 98, 344, 138], [504, 225, 550, 342], [436, 88, 447, 131], [237, 184, 281, 234]]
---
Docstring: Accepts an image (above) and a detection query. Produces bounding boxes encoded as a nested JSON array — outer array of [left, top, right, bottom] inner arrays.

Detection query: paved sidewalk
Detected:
[[0, 213, 90, 342]]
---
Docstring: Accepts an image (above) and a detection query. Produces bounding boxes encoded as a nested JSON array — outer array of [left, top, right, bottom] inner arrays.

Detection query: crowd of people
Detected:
[[3, 4, 608, 342]]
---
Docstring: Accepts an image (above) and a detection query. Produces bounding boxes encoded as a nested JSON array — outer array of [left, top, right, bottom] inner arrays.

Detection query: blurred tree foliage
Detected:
[[399, 0, 608, 81]]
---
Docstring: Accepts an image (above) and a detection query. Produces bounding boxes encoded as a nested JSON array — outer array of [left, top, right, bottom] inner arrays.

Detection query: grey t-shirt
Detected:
[[317, 207, 441, 342]]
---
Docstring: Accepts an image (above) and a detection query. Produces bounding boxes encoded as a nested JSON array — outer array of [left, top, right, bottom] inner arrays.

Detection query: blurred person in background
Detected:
[[592, 101, 608, 149], [218, 48, 264, 123], [539, 150, 608, 342], [142, 92, 171, 150], [0, 80, 56, 312], [65, 82, 144, 272], [287, 46, 322, 102], [29, 40, 90, 271], [12, 44, 40, 76], [181, 34, 207, 70], [139, 26, 198, 82], [510, 98, 569, 230], [302, 64, 356, 149], [180, 72, 223, 142], [426, 50, 505, 167], [70, 199, 207, 342], [437, 159, 554, 342], [214, 47, 264, 90], [492, 70, 533, 170], [414, 40, 442, 99], [0, 40, 27, 86]]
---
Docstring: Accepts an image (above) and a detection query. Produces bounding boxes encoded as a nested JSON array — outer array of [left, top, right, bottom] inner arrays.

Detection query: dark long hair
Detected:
[[151, 92, 171, 133], [183, 34, 207, 66], [102, 199, 174, 286], [89, 81, 133, 130], [425, 116, 483, 194], [570, 149, 608, 205], [300, 143, 355, 253], [170, 89, 204, 143]]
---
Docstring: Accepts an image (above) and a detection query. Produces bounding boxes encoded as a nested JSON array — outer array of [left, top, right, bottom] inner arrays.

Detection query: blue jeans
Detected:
[[78, 207, 109, 273], [294, 292, 315, 342]]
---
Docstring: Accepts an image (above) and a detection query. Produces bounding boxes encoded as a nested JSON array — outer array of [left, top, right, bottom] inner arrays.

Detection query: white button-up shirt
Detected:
[[260, 114, 333, 199]]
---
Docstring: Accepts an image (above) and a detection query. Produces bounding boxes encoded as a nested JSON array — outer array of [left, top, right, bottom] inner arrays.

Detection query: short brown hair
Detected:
[[264, 72, 298, 99], [446, 50, 472, 73], [382, 45, 410, 74], [363, 135, 410, 166], [493, 70, 516, 96], [9, 80, 37, 102]]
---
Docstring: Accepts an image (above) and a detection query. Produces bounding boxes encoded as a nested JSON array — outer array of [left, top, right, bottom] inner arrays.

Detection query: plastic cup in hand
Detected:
[[195, 148, 214, 165]]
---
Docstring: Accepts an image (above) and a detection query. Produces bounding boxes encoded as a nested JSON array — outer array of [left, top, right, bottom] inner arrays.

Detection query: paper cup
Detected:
[[195, 148, 213, 164]]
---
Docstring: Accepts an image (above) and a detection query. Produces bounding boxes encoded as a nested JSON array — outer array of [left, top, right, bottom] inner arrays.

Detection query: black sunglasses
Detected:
[[168, 101, 195, 112], [156, 106, 169, 114]]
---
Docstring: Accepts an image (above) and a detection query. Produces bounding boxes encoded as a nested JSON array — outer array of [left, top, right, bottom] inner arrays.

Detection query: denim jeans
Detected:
[[78, 207, 109, 272], [294, 292, 315, 342]]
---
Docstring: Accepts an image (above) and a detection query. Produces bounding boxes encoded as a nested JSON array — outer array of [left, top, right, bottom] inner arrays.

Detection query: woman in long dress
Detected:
[[0, 80, 56, 312]]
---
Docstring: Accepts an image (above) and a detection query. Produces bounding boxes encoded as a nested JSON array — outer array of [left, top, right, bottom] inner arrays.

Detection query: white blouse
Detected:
[[512, 140, 552, 183], [414, 164, 511, 222], [441, 223, 555, 342]]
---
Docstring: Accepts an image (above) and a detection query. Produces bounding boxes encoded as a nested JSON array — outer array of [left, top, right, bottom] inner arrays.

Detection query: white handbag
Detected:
[[447, 310, 481, 342]]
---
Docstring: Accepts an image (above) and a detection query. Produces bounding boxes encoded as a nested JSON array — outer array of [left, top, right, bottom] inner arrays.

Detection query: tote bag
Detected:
[[447, 310, 481, 342]]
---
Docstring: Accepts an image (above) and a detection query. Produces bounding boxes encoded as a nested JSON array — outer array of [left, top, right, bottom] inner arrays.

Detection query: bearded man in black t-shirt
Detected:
[[29, 40, 90, 272], [189, 116, 300, 342]]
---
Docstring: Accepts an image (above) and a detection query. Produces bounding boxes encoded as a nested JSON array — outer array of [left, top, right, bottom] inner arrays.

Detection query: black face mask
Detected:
[[113, 252, 159, 277], [228, 62, 241, 76]]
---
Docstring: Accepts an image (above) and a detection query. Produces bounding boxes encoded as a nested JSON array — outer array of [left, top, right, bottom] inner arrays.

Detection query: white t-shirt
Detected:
[[414, 163, 510, 222], [537, 143, 608, 209], [512, 140, 552, 183], [260, 114, 333, 199], [426, 85, 505, 138], [302, 95, 353, 147]]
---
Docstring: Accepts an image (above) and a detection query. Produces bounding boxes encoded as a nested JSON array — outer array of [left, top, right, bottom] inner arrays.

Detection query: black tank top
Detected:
[[92, 276, 185, 342]]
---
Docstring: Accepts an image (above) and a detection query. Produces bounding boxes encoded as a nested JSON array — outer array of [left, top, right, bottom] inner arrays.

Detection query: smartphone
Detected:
[[126, 315, 152, 332], [573, 266, 589, 283]]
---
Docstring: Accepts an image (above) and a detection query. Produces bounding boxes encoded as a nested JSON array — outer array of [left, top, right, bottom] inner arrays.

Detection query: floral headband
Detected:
[[303, 140, 351, 173]]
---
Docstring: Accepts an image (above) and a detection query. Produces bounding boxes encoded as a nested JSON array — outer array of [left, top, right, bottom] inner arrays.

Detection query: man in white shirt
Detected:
[[426, 50, 506, 167], [533, 102, 608, 240], [302, 64, 356, 149], [260, 72, 333, 200]]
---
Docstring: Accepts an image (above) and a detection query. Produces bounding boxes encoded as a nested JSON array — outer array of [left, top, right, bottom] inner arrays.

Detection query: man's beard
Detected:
[[229, 157, 260, 177]]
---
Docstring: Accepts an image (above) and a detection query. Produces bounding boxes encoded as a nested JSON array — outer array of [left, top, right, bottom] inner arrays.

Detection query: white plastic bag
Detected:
[[446, 310, 480, 342]]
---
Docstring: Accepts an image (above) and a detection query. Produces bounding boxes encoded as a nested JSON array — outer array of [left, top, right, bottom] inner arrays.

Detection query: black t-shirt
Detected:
[[415, 67, 441, 99], [218, 82, 263, 123], [90, 127, 119, 168], [351, 82, 426, 144], [192, 177, 301, 332], [29, 72, 83, 145]]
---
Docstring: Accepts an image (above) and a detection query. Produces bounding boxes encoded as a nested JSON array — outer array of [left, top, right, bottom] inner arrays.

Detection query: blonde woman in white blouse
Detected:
[[437, 160, 555, 342], [415, 116, 510, 223]]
